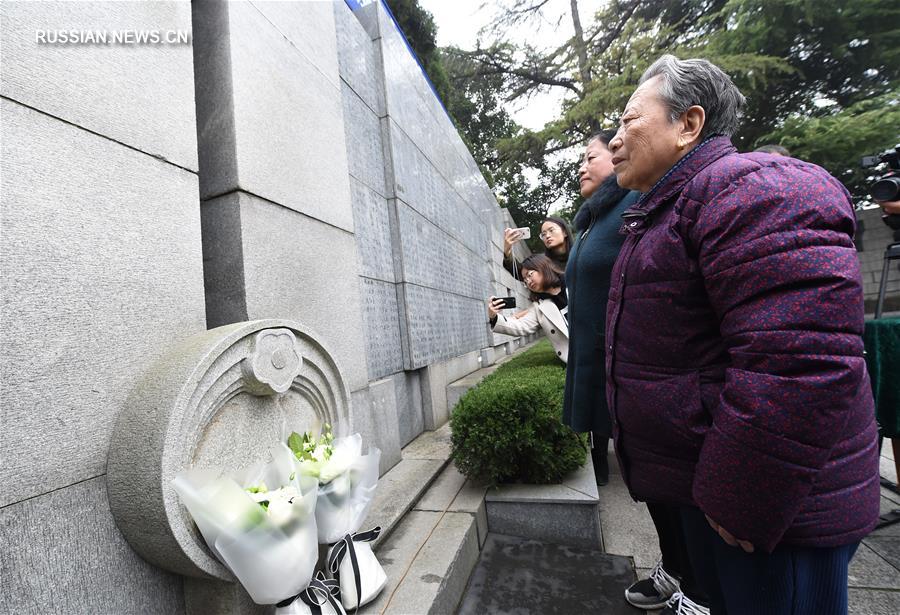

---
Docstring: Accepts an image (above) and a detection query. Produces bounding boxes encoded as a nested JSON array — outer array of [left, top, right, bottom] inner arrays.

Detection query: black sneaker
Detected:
[[660, 591, 710, 615], [624, 560, 680, 610]]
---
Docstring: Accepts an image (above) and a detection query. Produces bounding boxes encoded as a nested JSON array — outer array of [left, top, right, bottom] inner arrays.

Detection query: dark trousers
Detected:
[[590, 432, 609, 480], [647, 502, 708, 605], [679, 506, 859, 615]]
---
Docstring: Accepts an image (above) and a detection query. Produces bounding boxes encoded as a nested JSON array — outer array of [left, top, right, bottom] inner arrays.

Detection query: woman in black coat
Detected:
[[563, 130, 640, 485]]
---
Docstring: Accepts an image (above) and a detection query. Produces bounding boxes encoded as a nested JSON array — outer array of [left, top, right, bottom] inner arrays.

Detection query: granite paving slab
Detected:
[[848, 543, 900, 589], [457, 533, 642, 615], [863, 535, 900, 571], [598, 470, 660, 570], [848, 588, 900, 615]]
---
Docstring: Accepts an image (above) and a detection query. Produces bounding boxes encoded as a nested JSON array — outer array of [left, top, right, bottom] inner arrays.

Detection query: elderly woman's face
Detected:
[[610, 77, 687, 193]]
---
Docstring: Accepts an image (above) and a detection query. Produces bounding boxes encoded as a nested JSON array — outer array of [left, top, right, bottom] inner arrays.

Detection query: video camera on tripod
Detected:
[[862, 145, 900, 230]]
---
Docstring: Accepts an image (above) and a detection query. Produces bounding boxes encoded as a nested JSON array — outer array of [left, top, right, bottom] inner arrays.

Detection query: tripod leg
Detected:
[[876, 249, 891, 319]]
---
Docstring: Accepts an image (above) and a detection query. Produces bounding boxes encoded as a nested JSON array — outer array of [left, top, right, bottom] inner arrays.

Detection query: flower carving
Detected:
[[242, 329, 302, 395]]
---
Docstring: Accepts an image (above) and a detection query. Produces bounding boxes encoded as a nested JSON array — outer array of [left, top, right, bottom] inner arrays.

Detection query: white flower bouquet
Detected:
[[289, 427, 386, 611], [172, 444, 319, 606]]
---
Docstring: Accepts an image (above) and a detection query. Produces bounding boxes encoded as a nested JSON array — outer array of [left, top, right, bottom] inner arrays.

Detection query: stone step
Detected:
[[484, 453, 602, 550], [361, 463, 486, 615], [362, 423, 454, 550]]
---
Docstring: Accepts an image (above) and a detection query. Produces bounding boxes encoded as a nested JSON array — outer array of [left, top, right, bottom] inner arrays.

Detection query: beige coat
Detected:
[[492, 298, 569, 363]]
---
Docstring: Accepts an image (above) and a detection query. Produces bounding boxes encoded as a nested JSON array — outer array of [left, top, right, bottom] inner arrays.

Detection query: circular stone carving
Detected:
[[106, 320, 351, 579]]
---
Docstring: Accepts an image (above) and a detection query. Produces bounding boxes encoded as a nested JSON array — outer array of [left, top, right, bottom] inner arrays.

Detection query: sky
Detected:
[[418, 0, 609, 132]]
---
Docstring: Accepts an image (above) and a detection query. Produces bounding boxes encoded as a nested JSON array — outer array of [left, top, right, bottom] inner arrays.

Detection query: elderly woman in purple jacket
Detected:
[[605, 55, 880, 615]]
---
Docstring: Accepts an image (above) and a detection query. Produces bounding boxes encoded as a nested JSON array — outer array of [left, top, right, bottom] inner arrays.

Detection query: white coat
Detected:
[[492, 298, 569, 363]]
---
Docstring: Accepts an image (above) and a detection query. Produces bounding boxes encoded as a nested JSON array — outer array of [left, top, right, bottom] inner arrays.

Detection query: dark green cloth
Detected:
[[864, 317, 900, 437], [562, 185, 640, 434]]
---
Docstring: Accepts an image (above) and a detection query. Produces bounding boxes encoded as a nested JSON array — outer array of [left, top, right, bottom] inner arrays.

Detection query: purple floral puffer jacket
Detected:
[[605, 136, 880, 553]]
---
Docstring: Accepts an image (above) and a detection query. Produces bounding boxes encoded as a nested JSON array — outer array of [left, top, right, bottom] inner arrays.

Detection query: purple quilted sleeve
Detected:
[[688, 162, 869, 552]]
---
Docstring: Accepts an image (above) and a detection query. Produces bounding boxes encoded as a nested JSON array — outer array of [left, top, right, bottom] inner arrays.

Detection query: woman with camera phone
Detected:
[[488, 254, 569, 363], [501, 216, 575, 278]]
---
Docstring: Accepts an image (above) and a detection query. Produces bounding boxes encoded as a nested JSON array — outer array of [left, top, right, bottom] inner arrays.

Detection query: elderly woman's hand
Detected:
[[877, 199, 900, 215], [705, 514, 754, 553], [487, 297, 506, 319]]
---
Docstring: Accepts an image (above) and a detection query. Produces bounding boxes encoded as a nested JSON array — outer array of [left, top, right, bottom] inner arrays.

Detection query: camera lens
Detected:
[[872, 177, 900, 202]]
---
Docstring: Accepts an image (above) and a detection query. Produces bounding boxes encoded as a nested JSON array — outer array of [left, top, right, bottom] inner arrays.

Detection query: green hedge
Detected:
[[450, 341, 587, 485]]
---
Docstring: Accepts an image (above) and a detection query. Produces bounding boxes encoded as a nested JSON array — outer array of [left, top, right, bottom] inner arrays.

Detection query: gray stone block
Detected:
[[1, 99, 206, 506], [352, 1, 381, 40], [384, 120, 488, 256], [393, 370, 425, 447], [351, 379, 403, 475], [334, 0, 385, 117], [343, 83, 388, 197], [485, 458, 601, 549], [350, 178, 395, 283], [0, 477, 185, 615], [202, 191, 369, 393], [485, 501, 602, 551], [451, 479, 490, 548], [1, 0, 198, 171], [403, 422, 453, 461], [382, 512, 480, 615], [400, 284, 491, 370], [192, 0, 354, 231], [358, 278, 404, 380], [247, 0, 340, 89], [421, 359, 449, 430], [423, 351, 483, 423], [363, 458, 446, 549], [396, 200, 491, 299], [377, 9, 477, 206]]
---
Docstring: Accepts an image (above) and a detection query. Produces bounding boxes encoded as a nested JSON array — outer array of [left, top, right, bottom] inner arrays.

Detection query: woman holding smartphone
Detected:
[[488, 254, 569, 363], [502, 216, 574, 276]]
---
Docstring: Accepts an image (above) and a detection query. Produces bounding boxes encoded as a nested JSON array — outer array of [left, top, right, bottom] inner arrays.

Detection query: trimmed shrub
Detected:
[[450, 341, 587, 485]]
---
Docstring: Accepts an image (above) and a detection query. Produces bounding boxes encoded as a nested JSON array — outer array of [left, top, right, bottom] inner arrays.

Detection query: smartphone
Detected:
[[495, 296, 516, 309], [513, 227, 531, 240]]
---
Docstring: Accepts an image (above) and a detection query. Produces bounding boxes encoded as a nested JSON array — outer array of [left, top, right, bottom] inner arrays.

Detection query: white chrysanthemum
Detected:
[[265, 485, 301, 526]]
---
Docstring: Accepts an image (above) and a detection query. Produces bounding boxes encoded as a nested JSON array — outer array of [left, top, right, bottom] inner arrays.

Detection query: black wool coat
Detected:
[[562, 176, 640, 434]]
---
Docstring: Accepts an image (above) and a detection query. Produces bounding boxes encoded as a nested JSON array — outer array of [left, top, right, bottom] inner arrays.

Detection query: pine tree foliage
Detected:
[[390, 0, 899, 215]]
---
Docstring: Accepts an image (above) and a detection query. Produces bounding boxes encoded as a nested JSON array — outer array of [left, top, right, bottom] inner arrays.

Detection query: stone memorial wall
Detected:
[[0, 1, 529, 613], [334, 1, 528, 446]]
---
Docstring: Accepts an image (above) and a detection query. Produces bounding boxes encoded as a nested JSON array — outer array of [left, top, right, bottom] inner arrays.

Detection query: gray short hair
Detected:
[[639, 54, 746, 138]]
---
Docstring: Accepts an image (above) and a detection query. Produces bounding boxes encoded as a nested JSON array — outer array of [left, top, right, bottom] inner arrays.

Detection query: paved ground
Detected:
[[458, 534, 640, 615], [598, 440, 900, 615]]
